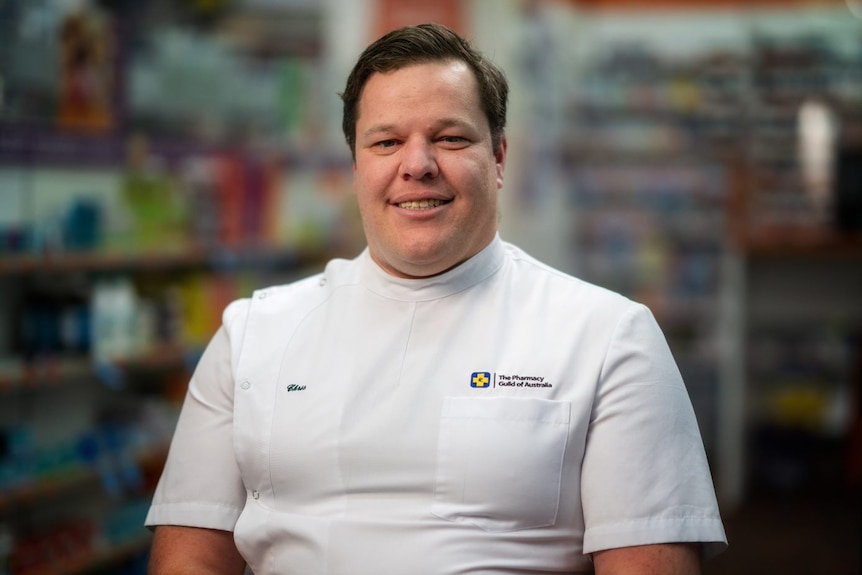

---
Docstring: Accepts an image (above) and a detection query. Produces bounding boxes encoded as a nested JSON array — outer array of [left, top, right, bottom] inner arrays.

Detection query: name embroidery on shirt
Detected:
[[286, 384, 307, 392]]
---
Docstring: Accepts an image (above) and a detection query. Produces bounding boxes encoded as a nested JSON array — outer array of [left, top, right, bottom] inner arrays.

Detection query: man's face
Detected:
[[352, 60, 506, 278]]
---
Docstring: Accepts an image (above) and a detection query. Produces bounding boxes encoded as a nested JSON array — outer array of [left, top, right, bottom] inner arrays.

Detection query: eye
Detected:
[[438, 135, 470, 148], [375, 139, 399, 149]]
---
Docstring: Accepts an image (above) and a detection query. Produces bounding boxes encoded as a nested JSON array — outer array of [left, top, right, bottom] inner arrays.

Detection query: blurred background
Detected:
[[0, 0, 859, 573]]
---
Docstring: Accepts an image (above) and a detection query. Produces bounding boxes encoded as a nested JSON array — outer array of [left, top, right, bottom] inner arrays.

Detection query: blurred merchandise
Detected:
[[56, 4, 115, 132], [117, 136, 188, 253], [747, 328, 857, 493], [0, 2, 449, 574], [566, 45, 731, 456]]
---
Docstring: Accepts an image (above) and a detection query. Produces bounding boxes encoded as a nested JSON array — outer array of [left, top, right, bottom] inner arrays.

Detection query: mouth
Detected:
[[396, 199, 451, 210]]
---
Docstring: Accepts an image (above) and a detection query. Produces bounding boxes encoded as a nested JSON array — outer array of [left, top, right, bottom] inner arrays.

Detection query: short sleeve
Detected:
[[145, 324, 246, 531], [581, 304, 727, 559]]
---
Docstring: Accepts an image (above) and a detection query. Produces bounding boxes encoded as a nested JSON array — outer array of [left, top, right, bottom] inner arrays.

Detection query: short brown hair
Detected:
[[340, 23, 508, 159]]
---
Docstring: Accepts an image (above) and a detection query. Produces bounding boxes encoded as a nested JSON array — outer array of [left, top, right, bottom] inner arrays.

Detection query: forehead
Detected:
[[357, 61, 482, 119]]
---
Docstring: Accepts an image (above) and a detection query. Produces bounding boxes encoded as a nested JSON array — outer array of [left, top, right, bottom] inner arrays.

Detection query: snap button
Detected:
[[240, 380, 251, 390]]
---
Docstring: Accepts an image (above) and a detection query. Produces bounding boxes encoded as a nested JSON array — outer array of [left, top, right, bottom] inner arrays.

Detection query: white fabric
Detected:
[[146, 236, 727, 574]]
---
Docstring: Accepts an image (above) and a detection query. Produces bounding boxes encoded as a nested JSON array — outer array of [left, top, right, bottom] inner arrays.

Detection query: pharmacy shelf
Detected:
[[731, 224, 862, 258], [0, 448, 167, 513], [0, 244, 335, 276], [0, 344, 195, 395]]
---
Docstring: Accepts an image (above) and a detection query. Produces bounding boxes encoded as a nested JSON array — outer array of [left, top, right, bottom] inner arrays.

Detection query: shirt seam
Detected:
[[395, 302, 417, 388], [267, 282, 336, 501]]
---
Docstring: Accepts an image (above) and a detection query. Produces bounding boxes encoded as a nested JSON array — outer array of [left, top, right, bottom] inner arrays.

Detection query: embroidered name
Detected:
[[286, 384, 307, 392]]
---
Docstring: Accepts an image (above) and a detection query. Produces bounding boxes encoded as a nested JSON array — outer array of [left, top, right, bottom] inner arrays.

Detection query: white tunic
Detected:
[[146, 236, 727, 574]]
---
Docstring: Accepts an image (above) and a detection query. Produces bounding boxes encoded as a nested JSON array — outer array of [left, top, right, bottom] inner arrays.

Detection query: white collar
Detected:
[[359, 235, 505, 302]]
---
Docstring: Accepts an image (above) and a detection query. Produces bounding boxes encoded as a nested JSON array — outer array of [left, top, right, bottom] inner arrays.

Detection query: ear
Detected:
[[495, 132, 508, 189]]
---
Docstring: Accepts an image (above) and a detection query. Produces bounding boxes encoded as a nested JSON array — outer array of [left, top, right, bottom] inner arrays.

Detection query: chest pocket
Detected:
[[432, 396, 571, 532]]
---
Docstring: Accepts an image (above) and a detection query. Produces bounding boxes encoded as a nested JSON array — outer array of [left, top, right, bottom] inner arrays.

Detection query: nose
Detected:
[[399, 137, 439, 180]]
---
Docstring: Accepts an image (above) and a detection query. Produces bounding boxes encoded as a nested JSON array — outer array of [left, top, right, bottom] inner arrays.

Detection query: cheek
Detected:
[[351, 169, 376, 205], [354, 190, 376, 222], [354, 161, 391, 195]]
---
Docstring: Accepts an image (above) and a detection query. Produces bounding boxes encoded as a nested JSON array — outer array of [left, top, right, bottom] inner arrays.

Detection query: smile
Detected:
[[397, 199, 449, 210]]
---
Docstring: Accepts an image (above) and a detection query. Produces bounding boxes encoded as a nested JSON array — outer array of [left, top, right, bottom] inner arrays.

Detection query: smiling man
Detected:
[[351, 58, 504, 278], [146, 24, 727, 575]]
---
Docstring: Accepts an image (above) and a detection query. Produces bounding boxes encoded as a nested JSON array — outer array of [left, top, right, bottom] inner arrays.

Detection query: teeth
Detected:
[[398, 199, 444, 210]]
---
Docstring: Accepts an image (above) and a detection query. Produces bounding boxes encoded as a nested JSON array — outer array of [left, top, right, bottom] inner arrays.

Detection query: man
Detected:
[[146, 23, 727, 574]]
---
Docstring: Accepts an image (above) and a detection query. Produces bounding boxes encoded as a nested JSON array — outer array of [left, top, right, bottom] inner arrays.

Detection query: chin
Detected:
[[379, 248, 454, 278]]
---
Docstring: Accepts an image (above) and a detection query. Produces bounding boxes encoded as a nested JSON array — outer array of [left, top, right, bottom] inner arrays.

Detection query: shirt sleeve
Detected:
[[145, 322, 246, 531], [580, 303, 727, 559]]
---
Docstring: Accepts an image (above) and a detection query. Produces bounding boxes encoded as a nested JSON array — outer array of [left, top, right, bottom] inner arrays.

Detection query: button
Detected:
[[318, 278, 327, 287], [257, 291, 267, 299], [252, 490, 260, 500], [240, 380, 251, 390]]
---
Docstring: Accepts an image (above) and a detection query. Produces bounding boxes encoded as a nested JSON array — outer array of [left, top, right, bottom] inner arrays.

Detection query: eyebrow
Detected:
[[361, 118, 476, 141], [361, 124, 397, 140]]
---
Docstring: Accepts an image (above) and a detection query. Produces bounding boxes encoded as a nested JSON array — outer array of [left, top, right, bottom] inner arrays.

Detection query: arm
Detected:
[[148, 525, 246, 575], [145, 324, 249, 571], [581, 306, 727, 559], [593, 543, 701, 575]]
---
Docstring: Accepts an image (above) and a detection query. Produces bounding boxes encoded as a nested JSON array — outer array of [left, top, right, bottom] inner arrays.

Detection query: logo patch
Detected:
[[470, 371, 554, 390], [470, 372, 491, 388]]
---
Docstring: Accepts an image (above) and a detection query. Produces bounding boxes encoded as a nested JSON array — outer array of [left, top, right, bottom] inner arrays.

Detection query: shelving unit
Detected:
[[715, 28, 862, 508], [718, 226, 862, 507], [0, 362, 167, 575], [0, 241, 341, 574], [563, 6, 862, 512], [0, 2, 358, 573], [564, 45, 738, 461]]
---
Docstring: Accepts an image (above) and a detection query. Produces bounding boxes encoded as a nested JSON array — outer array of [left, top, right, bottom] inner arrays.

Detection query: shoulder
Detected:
[[501, 241, 639, 317], [222, 254, 361, 330], [499, 242, 659, 352]]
